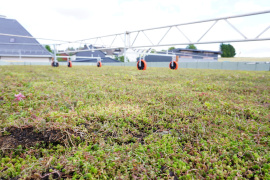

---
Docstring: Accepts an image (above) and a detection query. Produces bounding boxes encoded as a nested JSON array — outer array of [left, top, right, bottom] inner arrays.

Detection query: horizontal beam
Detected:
[[0, 54, 52, 57], [144, 53, 176, 57], [73, 33, 125, 43], [61, 37, 270, 54], [131, 37, 270, 48], [62, 46, 124, 54], [0, 33, 71, 43], [0, 42, 56, 46], [56, 56, 101, 59], [76, 56, 101, 59]]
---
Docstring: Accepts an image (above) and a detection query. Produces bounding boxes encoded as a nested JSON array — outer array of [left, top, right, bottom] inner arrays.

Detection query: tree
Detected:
[[77, 46, 86, 50], [45, 45, 53, 53], [186, 44, 197, 50], [150, 49, 156, 53], [66, 47, 75, 56], [220, 43, 236, 57], [168, 47, 175, 50], [66, 47, 75, 51], [115, 56, 128, 62]]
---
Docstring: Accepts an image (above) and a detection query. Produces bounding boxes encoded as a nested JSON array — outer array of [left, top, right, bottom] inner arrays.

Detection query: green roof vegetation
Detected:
[[0, 66, 269, 179]]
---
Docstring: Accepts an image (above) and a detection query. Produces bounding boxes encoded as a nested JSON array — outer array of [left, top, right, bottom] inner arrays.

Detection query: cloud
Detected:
[[54, 8, 92, 20]]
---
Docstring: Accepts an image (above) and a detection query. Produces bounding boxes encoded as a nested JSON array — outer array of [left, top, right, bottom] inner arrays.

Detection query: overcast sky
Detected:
[[1, 0, 270, 57]]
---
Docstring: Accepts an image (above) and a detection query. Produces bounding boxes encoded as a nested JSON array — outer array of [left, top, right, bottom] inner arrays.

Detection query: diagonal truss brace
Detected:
[[175, 26, 191, 43], [132, 31, 140, 46], [256, 25, 270, 38], [225, 19, 247, 39], [157, 27, 172, 45], [197, 20, 219, 42], [142, 31, 154, 45]]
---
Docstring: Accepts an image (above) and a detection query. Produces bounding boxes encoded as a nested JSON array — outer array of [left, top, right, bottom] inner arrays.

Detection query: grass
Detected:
[[0, 66, 269, 179]]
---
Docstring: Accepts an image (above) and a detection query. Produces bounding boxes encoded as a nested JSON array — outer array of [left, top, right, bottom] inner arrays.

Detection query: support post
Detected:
[[19, 50, 21, 60], [53, 44, 57, 62], [124, 31, 130, 63], [139, 54, 141, 67], [124, 32, 127, 63]]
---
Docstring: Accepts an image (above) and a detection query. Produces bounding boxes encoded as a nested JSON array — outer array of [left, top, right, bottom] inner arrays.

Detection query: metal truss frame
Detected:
[[71, 10, 270, 62], [0, 10, 270, 63], [75, 10, 270, 47]]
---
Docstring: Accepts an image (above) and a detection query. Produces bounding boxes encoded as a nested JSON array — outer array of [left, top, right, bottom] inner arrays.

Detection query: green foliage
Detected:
[[66, 47, 75, 51], [220, 43, 236, 57], [44, 45, 53, 53], [0, 66, 269, 179], [168, 47, 175, 50], [66, 47, 75, 56], [186, 44, 197, 50], [150, 49, 156, 53], [115, 55, 128, 62]]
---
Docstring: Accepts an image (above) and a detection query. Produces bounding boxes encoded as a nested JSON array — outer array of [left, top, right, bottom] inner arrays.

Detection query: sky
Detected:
[[0, 0, 270, 57]]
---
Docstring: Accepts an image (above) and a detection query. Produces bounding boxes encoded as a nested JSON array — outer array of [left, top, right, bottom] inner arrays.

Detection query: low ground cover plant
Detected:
[[0, 66, 269, 179]]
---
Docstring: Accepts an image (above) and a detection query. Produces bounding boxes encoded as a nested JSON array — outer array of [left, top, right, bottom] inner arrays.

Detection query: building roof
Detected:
[[138, 55, 218, 62], [75, 45, 106, 58], [75, 45, 120, 63], [167, 48, 222, 54], [138, 47, 221, 62], [93, 46, 124, 56], [112, 48, 124, 55], [74, 57, 120, 63], [0, 17, 52, 57]]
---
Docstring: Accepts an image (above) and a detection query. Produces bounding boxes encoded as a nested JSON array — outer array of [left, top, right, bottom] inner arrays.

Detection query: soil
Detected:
[[0, 126, 77, 150]]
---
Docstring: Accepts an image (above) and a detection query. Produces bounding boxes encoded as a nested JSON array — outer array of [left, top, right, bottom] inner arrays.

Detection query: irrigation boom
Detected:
[[0, 9, 270, 68]]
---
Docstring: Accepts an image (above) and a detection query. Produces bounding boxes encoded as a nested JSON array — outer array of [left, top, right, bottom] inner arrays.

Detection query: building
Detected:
[[74, 45, 120, 63], [141, 48, 221, 62], [57, 52, 69, 61], [0, 16, 52, 62], [170, 48, 221, 60], [125, 49, 138, 62], [92, 46, 138, 62], [99, 47, 124, 57]]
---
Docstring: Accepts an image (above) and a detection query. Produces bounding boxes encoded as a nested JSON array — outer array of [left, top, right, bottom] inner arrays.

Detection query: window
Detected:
[[10, 38, 15, 43]]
